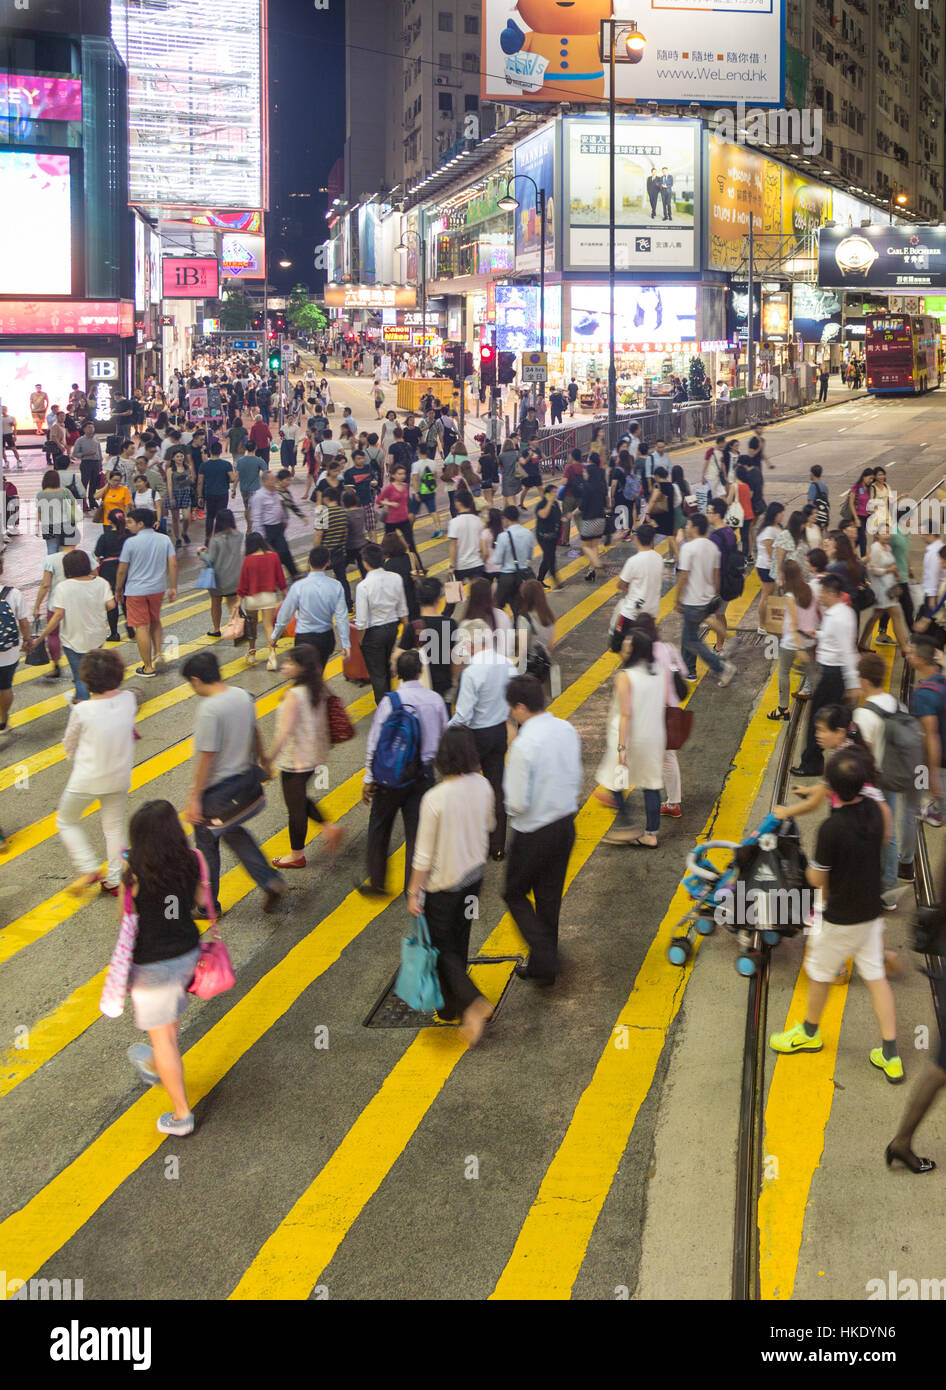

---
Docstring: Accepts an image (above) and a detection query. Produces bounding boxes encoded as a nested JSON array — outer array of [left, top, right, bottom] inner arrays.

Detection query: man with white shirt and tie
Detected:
[[449, 638, 517, 860], [793, 573, 861, 776], [355, 543, 409, 705], [503, 675, 582, 985]]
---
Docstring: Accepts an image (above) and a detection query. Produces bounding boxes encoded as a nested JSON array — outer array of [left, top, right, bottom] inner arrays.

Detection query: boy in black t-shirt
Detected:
[[770, 752, 902, 1082]]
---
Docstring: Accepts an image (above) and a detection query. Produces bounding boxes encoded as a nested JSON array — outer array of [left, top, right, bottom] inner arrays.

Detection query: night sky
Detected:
[[266, 0, 346, 294]]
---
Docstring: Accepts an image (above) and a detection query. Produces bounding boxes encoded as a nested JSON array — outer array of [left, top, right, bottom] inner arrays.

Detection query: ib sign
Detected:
[[161, 257, 220, 300]]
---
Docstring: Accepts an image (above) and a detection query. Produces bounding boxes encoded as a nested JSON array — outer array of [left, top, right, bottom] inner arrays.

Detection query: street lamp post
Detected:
[[396, 226, 427, 370], [601, 19, 646, 456], [499, 176, 546, 403]]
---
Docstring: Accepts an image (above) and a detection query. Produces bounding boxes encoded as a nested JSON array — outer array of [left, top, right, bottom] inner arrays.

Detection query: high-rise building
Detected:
[[785, 0, 943, 220]]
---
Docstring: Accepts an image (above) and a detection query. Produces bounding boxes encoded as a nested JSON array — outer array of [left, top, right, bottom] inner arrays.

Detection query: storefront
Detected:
[[0, 300, 136, 433]]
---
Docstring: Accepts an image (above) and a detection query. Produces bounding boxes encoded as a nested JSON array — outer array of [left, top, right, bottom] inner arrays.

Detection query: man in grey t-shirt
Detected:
[[182, 651, 286, 916]]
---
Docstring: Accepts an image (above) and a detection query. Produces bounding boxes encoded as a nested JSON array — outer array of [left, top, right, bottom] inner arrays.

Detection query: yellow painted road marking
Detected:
[[491, 663, 783, 1299], [229, 581, 763, 1298], [757, 640, 896, 1301], [11, 599, 210, 688], [0, 556, 631, 1086]]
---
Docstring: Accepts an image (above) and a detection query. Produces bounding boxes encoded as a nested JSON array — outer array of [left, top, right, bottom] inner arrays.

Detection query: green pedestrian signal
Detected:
[[269, 349, 282, 372]]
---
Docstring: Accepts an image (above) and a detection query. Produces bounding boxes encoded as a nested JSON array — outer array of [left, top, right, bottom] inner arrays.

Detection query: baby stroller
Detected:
[[667, 813, 807, 976]]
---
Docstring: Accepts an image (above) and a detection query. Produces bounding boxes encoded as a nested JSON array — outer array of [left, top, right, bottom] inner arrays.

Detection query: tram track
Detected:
[[732, 475, 946, 1301]]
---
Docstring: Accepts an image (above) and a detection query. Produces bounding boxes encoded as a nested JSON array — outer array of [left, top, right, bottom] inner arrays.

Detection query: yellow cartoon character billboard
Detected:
[[499, 0, 611, 100]]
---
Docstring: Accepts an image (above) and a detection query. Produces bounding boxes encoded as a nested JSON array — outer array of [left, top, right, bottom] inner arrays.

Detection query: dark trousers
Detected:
[[818, 378, 829, 403], [330, 553, 352, 607], [361, 620, 399, 705], [799, 663, 846, 774], [294, 629, 335, 668], [204, 492, 228, 541], [366, 767, 435, 892], [550, 406, 563, 426], [537, 538, 559, 583], [503, 814, 576, 979], [264, 522, 298, 577], [494, 571, 523, 616], [280, 770, 327, 852], [194, 815, 276, 914], [80, 458, 100, 508], [425, 878, 485, 1018], [472, 722, 508, 857]]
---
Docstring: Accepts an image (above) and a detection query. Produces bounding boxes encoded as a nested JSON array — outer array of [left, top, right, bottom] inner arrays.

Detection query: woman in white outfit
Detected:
[[626, 612, 687, 819], [57, 647, 136, 895], [598, 629, 667, 848]]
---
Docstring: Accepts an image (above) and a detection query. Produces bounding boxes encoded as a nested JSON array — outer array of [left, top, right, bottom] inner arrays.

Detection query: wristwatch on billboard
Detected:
[[834, 234, 879, 280]]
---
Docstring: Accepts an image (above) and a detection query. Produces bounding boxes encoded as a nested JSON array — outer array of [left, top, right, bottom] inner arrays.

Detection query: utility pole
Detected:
[[747, 217, 756, 394], [607, 21, 618, 454]]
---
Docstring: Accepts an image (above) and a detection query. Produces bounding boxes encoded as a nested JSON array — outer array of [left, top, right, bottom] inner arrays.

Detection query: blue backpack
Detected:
[[372, 690, 422, 788]]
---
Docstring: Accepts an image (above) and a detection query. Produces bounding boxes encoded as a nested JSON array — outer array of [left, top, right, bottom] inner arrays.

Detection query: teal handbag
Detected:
[[196, 564, 216, 590], [394, 912, 443, 1013]]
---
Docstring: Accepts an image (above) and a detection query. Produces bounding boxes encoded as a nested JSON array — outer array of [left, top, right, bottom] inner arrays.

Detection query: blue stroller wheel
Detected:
[[668, 937, 692, 966], [735, 953, 759, 977], [761, 930, 781, 946]]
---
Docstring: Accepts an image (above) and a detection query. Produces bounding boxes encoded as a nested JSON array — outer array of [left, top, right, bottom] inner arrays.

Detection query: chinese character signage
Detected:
[[162, 257, 220, 299], [819, 226, 946, 290], [481, 0, 785, 106], [563, 116, 700, 271], [0, 301, 134, 336], [324, 285, 417, 309]]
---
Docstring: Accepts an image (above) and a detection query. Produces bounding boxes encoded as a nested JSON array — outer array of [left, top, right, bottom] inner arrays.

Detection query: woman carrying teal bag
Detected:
[[394, 912, 443, 1014], [404, 726, 496, 1046]]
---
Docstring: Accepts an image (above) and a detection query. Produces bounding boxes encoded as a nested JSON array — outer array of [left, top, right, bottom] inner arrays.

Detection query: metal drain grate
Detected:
[[363, 956, 521, 1028]]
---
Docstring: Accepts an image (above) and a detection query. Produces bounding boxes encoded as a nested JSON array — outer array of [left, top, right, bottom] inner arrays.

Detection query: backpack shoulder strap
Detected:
[[0, 587, 10, 602], [386, 690, 401, 715], [864, 699, 891, 720]]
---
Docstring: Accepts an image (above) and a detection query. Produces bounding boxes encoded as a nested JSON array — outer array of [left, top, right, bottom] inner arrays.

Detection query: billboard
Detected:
[[183, 210, 262, 233], [563, 116, 699, 271], [818, 226, 946, 290], [0, 300, 135, 335], [0, 74, 82, 126], [513, 123, 556, 272], [162, 257, 219, 298], [111, 0, 264, 209], [707, 139, 781, 271], [481, 0, 784, 106], [496, 284, 562, 354], [567, 284, 697, 344], [0, 350, 88, 431], [221, 233, 265, 279], [0, 152, 72, 296], [325, 285, 417, 309], [134, 215, 147, 311]]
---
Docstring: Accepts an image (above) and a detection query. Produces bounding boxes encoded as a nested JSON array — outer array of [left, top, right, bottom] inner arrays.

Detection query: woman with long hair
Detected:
[[870, 465, 892, 532], [861, 523, 910, 656], [197, 508, 243, 637], [377, 462, 425, 574], [598, 629, 667, 848], [123, 799, 208, 1136], [478, 441, 499, 506], [94, 508, 129, 642], [406, 726, 496, 1045], [755, 500, 784, 634], [578, 453, 608, 581], [620, 612, 688, 819], [774, 508, 809, 589], [847, 467, 876, 556], [670, 462, 689, 558], [237, 532, 287, 664], [515, 577, 557, 685], [381, 529, 419, 621], [266, 644, 341, 868], [166, 445, 194, 547], [481, 506, 504, 574], [768, 558, 820, 721]]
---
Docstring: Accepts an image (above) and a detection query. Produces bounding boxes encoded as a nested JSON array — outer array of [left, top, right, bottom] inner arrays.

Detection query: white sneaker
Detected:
[[881, 891, 898, 912], [718, 659, 737, 688]]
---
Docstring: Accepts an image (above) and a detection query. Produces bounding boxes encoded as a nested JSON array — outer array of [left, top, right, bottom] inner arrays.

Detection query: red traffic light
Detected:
[[479, 345, 494, 362], [268, 330, 275, 339]]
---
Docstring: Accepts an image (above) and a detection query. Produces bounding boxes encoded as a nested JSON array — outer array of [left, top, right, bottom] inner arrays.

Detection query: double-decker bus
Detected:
[[865, 312, 941, 394]]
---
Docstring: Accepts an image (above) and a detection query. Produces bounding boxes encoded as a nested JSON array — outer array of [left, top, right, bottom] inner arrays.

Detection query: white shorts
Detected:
[[805, 915, 885, 983]]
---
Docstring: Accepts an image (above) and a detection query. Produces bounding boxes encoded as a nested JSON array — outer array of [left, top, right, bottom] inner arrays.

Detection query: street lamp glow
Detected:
[[626, 27, 646, 59], [497, 194, 520, 212], [278, 258, 292, 267]]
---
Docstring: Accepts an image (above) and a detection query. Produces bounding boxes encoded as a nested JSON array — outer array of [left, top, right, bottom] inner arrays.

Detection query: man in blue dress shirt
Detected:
[[503, 674, 582, 984], [270, 546, 350, 669]]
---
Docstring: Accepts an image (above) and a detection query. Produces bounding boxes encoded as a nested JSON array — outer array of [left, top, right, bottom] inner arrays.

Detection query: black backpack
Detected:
[[717, 531, 745, 601]]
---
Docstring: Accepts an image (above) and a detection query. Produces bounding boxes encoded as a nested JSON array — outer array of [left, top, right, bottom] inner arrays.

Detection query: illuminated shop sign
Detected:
[[0, 301, 134, 335], [0, 74, 82, 123], [161, 257, 220, 299]]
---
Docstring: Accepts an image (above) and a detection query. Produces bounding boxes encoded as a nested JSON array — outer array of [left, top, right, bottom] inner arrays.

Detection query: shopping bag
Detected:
[[665, 705, 694, 751], [196, 565, 216, 590], [188, 849, 235, 1000], [326, 692, 355, 744], [99, 887, 139, 1018], [443, 577, 464, 606], [24, 617, 49, 667], [394, 912, 443, 1013], [343, 625, 370, 683], [764, 595, 787, 636], [221, 609, 245, 640]]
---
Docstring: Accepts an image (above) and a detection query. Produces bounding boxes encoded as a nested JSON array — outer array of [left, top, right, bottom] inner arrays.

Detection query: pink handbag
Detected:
[[187, 849, 236, 1000], [99, 886, 139, 1018]]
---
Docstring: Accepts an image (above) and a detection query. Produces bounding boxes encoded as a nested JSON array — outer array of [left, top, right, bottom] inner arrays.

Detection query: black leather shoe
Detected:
[[790, 765, 819, 777], [514, 962, 555, 986], [898, 861, 915, 881], [356, 883, 389, 898]]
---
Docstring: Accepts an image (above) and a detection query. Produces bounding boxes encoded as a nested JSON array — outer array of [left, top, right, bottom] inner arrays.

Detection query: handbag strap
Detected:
[[193, 847, 219, 940]]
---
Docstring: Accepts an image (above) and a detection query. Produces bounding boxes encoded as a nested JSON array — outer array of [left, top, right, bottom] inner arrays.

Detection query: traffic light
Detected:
[[269, 346, 282, 372], [463, 351, 474, 378], [448, 342, 464, 386], [479, 343, 496, 388], [498, 351, 516, 385]]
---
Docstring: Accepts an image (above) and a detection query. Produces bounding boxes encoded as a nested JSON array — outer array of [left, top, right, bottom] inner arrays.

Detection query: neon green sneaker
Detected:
[[770, 1021, 823, 1054], [869, 1048, 904, 1084]]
